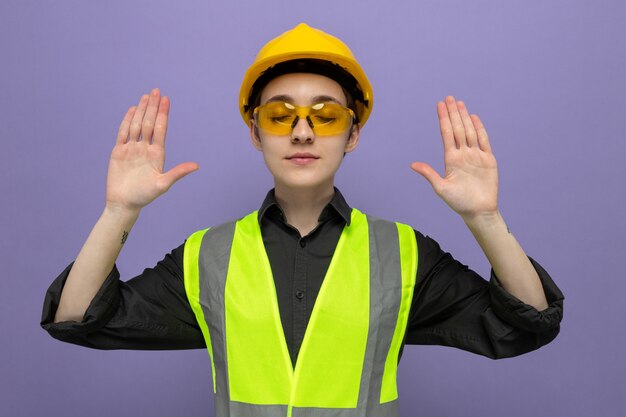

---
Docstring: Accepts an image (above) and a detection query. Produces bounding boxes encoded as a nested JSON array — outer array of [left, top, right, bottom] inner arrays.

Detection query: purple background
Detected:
[[1, 0, 624, 416]]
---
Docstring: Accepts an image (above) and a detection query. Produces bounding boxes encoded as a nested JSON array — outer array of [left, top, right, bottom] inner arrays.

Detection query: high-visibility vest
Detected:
[[183, 208, 418, 417]]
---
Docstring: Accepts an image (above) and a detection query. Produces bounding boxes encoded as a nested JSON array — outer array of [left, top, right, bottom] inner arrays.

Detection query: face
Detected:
[[250, 72, 360, 192]]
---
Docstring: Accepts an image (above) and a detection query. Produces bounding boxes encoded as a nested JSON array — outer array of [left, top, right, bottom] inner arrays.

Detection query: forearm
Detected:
[[54, 204, 140, 323], [462, 210, 549, 311]]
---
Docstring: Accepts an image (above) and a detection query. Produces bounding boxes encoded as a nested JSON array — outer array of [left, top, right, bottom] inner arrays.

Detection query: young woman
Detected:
[[42, 23, 564, 417]]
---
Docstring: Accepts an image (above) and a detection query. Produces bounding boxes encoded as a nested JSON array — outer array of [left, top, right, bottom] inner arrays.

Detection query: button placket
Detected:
[[292, 234, 308, 362]]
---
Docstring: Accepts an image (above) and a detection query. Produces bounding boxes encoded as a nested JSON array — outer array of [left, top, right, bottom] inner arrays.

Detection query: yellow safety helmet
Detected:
[[239, 22, 374, 128]]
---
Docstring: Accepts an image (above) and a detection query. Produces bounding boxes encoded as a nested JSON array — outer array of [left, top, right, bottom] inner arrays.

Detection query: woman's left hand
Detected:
[[411, 96, 499, 221]]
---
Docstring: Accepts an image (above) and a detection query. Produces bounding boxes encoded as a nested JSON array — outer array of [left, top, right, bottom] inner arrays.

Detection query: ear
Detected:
[[344, 122, 361, 153], [250, 119, 263, 151]]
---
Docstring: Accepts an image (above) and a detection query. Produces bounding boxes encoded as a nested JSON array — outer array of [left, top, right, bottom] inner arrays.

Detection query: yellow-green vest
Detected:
[[183, 208, 418, 417]]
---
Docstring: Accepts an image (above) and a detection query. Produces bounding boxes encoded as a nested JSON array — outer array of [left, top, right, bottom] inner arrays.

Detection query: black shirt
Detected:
[[41, 187, 564, 366]]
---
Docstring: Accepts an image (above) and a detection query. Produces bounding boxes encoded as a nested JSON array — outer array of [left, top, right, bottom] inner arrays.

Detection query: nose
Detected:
[[290, 116, 315, 143]]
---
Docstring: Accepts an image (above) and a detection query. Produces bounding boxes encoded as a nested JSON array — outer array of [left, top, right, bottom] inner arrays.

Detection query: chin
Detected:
[[275, 173, 334, 191], [281, 179, 328, 190], [266, 160, 340, 191]]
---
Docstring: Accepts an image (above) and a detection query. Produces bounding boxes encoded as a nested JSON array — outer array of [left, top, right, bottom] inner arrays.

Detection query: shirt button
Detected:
[[295, 290, 304, 300], [300, 239, 306, 248]]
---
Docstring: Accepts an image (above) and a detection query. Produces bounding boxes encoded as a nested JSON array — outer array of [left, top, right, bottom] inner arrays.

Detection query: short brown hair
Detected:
[[247, 59, 361, 125]]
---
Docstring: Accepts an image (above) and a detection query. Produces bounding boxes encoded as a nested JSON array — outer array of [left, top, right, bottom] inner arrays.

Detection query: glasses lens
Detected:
[[308, 102, 352, 136], [255, 102, 353, 136], [256, 102, 296, 135]]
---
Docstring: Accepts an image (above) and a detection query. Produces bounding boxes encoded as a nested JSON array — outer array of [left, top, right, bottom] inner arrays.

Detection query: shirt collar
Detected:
[[258, 186, 352, 226]]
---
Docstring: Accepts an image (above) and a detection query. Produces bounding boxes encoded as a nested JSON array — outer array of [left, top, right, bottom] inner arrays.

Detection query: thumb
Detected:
[[161, 162, 199, 189], [410, 162, 443, 189]]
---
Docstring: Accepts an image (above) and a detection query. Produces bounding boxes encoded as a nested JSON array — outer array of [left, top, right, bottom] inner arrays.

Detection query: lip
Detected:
[[286, 152, 319, 165], [287, 152, 319, 159]]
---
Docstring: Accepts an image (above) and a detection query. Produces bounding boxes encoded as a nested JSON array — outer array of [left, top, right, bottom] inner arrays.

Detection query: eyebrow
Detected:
[[265, 94, 344, 105]]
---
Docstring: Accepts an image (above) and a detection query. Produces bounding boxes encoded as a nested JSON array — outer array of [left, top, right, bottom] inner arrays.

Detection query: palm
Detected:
[[107, 141, 166, 209], [411, 96, 498, 218], [105, 89, 198, 211]]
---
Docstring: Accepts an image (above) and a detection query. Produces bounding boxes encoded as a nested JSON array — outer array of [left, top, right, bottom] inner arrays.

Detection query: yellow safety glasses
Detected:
[[253, 101, 355, 136]]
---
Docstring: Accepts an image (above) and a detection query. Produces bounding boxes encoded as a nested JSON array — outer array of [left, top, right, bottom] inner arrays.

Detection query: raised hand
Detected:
[[411, 96, 498, 220], [106, 88, 199, 212]]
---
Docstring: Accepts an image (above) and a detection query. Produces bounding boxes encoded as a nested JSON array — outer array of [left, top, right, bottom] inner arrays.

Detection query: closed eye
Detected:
[[312, 116, 336, 124], [271, 116, 292, 123]]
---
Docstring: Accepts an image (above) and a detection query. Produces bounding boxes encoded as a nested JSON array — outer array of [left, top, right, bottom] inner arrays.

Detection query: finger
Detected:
[[457, 100, 478, 148], [470, 114, 492, 153], [142, 88, 161, 144], [437, 101, 456, 152], [410, 162, 443, 191], [445, 96, 466, 148], [129, 94, 149, 142], [159, 162, 199, 191], [116, 106, 137, 144], [152, 96, 170, 147]]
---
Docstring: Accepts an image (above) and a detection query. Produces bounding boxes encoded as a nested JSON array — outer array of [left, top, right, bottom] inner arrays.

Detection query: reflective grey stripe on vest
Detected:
[[214, 396, 399, 417], [197, 221, 236, 402], [197, 214, 407, 417]]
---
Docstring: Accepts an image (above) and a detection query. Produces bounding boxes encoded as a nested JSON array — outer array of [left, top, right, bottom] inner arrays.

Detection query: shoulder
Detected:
[[185, 211, 258, 239], [354, 208, 445, 253], [183, 210, 261, 253], [354, 209, 418, 236]]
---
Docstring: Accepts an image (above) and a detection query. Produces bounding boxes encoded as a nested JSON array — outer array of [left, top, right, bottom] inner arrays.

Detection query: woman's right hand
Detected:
[[105, 88, 199, 213]]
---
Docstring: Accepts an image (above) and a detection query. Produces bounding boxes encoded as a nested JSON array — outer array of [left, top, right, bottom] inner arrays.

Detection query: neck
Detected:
[[274, 182, 335, 237]]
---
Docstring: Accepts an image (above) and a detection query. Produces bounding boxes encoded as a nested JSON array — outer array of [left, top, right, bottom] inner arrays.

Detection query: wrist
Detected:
[[461, 210, 504, 233], [103, 202, 142, 222]]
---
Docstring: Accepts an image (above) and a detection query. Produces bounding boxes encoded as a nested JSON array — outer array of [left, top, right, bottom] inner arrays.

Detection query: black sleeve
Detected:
[[400, 230, 564, 360], [40, 243, 206, 350]]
